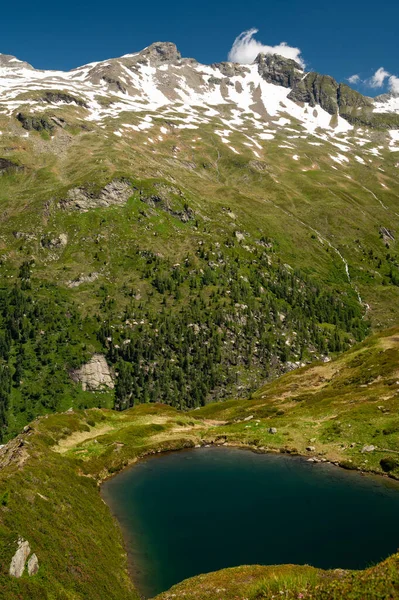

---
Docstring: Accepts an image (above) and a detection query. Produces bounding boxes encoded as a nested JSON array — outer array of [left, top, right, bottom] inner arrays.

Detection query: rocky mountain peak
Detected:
[[138, 42, 181, 66], [255, 53, 303, 89]]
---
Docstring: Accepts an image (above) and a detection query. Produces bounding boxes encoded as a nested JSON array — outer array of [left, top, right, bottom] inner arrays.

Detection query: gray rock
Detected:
[[268, 427, 277, 434], [306, 446, 316, 452], [61, 179, 132, 212], [361, 445, 375, 453], [9, 538, 30, 578], [243, 415, 254, 422], [27, 553, 39, 576]]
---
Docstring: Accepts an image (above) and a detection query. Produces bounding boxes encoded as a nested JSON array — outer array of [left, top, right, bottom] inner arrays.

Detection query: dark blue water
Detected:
[[101, 447, 399, 598]]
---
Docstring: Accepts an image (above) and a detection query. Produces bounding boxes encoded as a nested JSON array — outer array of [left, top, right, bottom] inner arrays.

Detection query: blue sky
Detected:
[[1, 0, 398, 95]]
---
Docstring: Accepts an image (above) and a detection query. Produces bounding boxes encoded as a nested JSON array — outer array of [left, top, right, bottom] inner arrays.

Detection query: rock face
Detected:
[[60, 179, 132, 211], [74, 354, 114, 391], [27, 553, 39, 576], [9, 538, 30, 578], [287, 73, 373, 119], [256, 53, 303, 89], [288, 72, 339, 114]]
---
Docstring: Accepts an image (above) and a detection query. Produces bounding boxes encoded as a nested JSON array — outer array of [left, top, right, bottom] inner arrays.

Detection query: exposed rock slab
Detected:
[[73, 354, 114, 391]]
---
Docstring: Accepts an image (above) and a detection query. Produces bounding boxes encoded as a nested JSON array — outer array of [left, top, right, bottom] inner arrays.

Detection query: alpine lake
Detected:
[[101, 447, 399, 598]]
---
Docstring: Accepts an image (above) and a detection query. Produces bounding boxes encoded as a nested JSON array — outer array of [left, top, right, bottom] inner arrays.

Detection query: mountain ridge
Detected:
[[1, 41, 398, 133]]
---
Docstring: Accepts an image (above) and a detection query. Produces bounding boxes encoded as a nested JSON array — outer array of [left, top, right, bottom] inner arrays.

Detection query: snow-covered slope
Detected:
[[0, 43, 398, 153]]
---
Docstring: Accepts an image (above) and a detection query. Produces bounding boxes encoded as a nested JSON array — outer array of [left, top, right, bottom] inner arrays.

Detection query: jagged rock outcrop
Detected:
[[287, 72, 376, 123], [16, 112, 54, 133], [41, 91, 87, 107], [9, 538, 30, 578], [60, 179, 132, 211], [41, 233, 68, 248], [0, 434, 30, 469], [73, 354, 114, 391], [256, 53, 303, 89]]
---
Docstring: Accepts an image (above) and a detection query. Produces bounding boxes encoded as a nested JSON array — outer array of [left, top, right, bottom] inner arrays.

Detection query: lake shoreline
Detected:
[[98, 436, 399, 487]]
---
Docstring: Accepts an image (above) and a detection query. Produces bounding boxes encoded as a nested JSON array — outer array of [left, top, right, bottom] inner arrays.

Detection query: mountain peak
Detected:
[[0, 53, 34, 70], [138, 42, 181, 65]]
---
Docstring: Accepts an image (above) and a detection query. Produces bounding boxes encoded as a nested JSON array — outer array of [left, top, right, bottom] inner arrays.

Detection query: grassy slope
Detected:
[[1, 98, 399, 434], [197, 326, 399, 474], [1, 104, 399, 328], [1, 328, 399, 599]]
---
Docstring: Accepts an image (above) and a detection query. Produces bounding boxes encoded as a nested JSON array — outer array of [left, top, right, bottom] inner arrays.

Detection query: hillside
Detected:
[[0, 328, 399, 599], [0, 42, 399, 438]]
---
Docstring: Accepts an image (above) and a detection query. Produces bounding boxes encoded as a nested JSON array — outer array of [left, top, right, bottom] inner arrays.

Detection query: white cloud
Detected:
[[228, 29, 305, 67], [389, 75, 399, 94], [364, 67, 399, 94], [368, 67, 390, 88], [347, 74, 360, 84]]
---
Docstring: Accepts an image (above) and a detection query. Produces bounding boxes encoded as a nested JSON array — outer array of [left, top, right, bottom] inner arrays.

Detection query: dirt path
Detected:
[[53, 424, 114, 453]]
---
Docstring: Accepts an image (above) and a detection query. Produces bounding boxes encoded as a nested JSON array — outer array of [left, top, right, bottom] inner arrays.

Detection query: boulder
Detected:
[[27, 554, 39, 576], [9, 538, 30, 578], [268, 427, 277, 434], [306, 446, 316, 452]]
